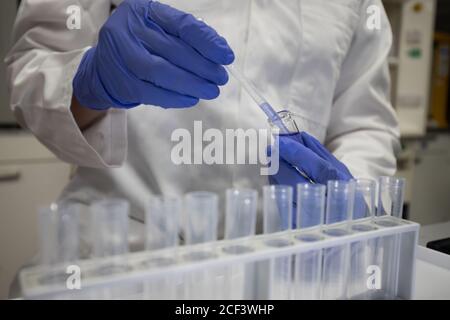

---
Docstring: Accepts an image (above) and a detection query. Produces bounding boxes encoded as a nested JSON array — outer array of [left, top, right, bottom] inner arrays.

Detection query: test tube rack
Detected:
[[20, 216, 419, 300]]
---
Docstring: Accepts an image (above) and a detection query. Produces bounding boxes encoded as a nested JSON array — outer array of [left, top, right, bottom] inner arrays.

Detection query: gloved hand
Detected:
[[73, 0, 235, 110], [270, 131, 353, 186], [268, 131, 355, 228]]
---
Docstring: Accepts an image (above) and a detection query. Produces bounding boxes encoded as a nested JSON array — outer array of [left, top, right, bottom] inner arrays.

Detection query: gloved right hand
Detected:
[[73, 0, 235, 110]]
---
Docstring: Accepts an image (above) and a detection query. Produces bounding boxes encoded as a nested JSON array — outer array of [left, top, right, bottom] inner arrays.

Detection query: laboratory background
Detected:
[[0, 0, 450, 301]]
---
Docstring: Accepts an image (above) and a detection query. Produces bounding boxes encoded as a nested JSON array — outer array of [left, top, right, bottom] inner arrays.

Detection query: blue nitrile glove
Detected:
[[295, 132, 369, 221], [268, 131, 355, 228], [270, 131, 353, 187], [73, 0, 235, 110]]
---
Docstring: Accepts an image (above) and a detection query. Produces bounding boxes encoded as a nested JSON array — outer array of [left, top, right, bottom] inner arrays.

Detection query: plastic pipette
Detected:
[[226, 65, 315, 184], [226, 65, 289, 133]]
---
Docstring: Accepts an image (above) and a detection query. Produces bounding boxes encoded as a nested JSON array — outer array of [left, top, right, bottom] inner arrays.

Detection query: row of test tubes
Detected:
[[36, 176, 406, 299]]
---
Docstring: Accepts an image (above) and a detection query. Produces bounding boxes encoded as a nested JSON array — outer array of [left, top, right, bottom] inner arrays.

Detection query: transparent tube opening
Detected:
[[38, 202, 80, 266], [325, 180, 356, 227], [145, 195, 181, 250], [374, 177, 405, 299], [377, 176, 406, 219], [263, 185, 293, 234], [225, 188, 258, 240], [353, 179, 377, 222], [297, 183, 326, 230], [91, 199, 129, 258], [184, 192, 219, 245], [261, 185, 294, 300]]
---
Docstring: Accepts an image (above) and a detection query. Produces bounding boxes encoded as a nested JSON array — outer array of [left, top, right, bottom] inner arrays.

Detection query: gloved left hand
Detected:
[[268, 132, 354, 228], [269, 131, 353, 187]]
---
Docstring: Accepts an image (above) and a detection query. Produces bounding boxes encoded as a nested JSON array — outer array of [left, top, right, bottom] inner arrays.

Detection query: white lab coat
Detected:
[[6, 0, 400, 247]]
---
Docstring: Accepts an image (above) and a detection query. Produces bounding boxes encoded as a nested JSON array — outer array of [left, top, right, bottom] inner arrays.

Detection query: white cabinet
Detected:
[[0, 133, 71, 299], [384, 0, 436, 137]]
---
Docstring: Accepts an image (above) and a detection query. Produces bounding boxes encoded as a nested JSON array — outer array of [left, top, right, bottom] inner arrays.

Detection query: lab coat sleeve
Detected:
[[326, 0, 401, 180], [5, 0, 127, 168]]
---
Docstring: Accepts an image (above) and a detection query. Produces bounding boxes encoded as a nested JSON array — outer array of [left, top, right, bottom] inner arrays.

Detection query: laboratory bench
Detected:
[[415, 221, 450, 300]]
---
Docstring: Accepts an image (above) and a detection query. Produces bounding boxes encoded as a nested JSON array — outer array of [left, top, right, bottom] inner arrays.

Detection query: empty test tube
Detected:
[[222, 189, 258, 299], [38, 202, 80, 266], [373, 176, 406, 299], [377, 176, 406, 220], [260, 185, 293, 300], [296, 183, 326, 230], [263, 185, 293, 233], [36, 202, 80, 289], [353, 179, 377, 222], [90, 199, 134, 299], [183, 192, 219, 299], [325, 180, 356, 229], [225, 189, 258, 240], [91, 199, 129, 258], [294, 184, 326, 300], [184, 192, 219, 245], [349, 179, 377, 299], [321, 180, 355, 299], [144, 196, 181, 300], [145, 195, 181, 250]]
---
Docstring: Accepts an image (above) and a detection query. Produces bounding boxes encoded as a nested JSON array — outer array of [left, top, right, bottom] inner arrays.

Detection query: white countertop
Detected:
[[415, 246, 450, 299], [415, 221, 450, 299]]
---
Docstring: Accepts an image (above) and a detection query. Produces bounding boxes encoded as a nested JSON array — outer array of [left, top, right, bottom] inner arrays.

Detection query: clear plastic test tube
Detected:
[[221, 189, 258, 299], [324, 180, 356, 231], [376, 176, 406, 221], [144, 195, 181, 300], [373, 176, 406, 299], [37, 202, 80, 287], [262, 185, 293, 299], [91, 199, 130, 258], [296, 183, 326, 230], [183, 192, 219, 299], [184, 192, 219, 245], [225, 189, 258, 240], [145, 195, 181, 250], [352, 179, 377, 228], [90, 199, 132, 299], [348, 179, 377, 299], [321, 180, 355, 300], [263, 185, 293, 234], [38, 202, 80, 266], [293, 183, 326, 300]]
